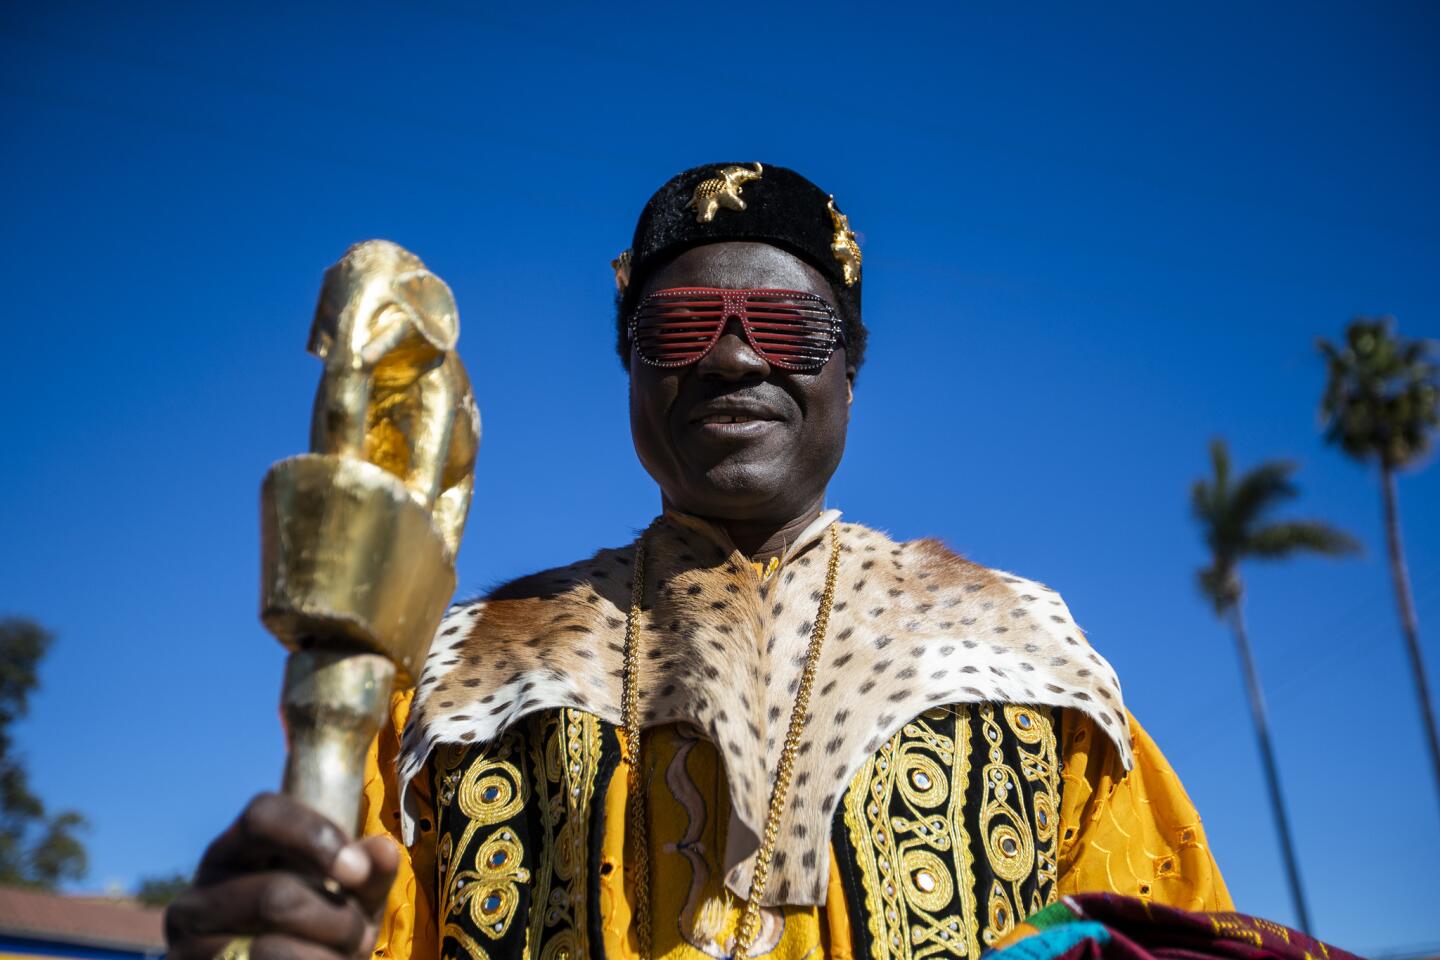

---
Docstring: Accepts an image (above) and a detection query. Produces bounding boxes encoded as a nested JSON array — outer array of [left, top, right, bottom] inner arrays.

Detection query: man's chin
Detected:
[[672, 464, 791, 520]]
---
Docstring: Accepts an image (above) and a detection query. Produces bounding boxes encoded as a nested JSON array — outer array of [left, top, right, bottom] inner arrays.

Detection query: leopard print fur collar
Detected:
[[397, 512, 1130, 906]]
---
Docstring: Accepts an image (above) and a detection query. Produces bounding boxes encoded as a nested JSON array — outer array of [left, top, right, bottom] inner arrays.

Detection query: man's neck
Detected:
[[712, 493, 827, 562], [722, 508, 822, 562], [661, 494, 828, 562]]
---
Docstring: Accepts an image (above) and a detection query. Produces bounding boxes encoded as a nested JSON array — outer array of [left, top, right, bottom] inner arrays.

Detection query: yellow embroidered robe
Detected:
[[364, 695, 1228, 960], [364, 514, 1230, 959]]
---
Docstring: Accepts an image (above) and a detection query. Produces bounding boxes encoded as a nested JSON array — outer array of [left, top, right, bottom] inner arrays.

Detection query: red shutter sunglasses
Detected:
[[628, 287, 846, 371]]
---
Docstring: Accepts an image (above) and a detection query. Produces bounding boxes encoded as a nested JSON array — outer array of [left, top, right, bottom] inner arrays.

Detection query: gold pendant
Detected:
[[622, 525, 843, 960]]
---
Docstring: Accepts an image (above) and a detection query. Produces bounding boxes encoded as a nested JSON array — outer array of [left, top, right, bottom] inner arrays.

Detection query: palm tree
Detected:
[[1191, 439, 1359, 934], [1318, 317, 1440, 812]]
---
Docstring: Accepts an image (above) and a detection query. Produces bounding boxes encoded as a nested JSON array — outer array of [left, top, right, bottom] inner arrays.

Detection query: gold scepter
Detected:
[[259, 240, 479, 836]]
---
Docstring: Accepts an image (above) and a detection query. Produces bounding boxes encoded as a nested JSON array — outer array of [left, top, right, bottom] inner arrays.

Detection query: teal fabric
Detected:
[[987, 921, 1112, 960]]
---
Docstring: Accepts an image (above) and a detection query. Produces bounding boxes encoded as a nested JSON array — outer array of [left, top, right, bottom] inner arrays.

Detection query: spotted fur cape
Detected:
[[398, 511, 1130, 907]]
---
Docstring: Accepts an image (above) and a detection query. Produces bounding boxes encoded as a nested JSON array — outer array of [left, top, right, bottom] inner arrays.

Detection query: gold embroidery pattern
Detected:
[[527, 709, 605, 960], [435, 733, 531, 960], [1210, 916, 1266, 947], [434, 711, 611, 960], [1207, 914, 1334, 958], [838, 705, 1062, 960], [977, 705, 1060, 948], [841, 707, 980, 959]]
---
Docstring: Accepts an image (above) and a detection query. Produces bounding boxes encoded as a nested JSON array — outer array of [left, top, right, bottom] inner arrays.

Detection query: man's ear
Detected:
[[846, 367, 856, 405]]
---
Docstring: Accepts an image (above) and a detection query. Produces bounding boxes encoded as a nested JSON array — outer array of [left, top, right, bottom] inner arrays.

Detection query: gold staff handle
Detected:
[[259, 240, 479, 835]]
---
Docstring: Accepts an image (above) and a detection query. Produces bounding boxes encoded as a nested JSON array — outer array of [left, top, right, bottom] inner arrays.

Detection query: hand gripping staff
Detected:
[[259, 240, 479, 836]]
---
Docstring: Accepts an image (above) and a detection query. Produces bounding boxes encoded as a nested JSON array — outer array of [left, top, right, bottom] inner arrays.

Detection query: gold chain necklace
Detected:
[[622, 524, 842, 960]]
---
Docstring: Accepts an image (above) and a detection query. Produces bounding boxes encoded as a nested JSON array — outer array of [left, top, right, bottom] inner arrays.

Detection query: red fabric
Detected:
[[1061, 893, 1363, 960]]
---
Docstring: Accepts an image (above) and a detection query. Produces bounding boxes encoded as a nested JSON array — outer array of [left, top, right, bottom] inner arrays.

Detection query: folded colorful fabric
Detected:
[[986, 893, 1361, 960]]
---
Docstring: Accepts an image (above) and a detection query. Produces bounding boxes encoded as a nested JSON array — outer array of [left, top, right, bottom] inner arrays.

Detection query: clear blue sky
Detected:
[[3, 2, 1438, 953]]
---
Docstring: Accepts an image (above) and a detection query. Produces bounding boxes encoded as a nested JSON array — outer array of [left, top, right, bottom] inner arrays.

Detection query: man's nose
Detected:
[[696, 314, 770, 380]]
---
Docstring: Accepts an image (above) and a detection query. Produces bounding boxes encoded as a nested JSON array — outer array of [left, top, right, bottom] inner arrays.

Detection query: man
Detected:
[[166, 163, 1229, 960]]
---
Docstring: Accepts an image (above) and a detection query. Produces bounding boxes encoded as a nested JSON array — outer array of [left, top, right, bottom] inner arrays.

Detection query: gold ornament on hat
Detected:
[[689, 162, 764, 223], [827, 196, 861, 287], [611, 249, 633, 292]]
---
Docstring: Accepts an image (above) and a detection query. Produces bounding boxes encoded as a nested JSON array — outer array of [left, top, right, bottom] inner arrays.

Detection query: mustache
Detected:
[[675, 382, 800, 423], [691, 382, 787, 402]]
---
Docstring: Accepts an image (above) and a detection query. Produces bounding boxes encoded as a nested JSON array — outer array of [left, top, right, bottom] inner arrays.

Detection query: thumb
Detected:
[[352, 835, 402, 917]]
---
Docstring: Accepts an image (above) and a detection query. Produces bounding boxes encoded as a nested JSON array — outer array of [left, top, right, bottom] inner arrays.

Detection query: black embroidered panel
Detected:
[[433, 709, 620, 960], [433, 704, 1059, 960], [832, 704, 1062, 958]]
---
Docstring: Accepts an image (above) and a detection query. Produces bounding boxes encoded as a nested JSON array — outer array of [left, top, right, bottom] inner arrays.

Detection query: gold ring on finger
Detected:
[[216, 936, 253, 960]]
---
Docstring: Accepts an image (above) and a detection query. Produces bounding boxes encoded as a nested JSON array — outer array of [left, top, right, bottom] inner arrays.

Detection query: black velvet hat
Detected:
[[614, 161, 866, 370]]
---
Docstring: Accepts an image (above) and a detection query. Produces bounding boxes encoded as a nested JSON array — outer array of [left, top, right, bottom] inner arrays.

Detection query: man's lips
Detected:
[[684, 399, 787, 439], [696, 413, 772, 424], [687, 400, 785, 425], [690, 418, 778, 439]]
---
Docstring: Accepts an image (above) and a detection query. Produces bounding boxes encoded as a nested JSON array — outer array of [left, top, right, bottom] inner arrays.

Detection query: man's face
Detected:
[[628, 241, 854, 523]]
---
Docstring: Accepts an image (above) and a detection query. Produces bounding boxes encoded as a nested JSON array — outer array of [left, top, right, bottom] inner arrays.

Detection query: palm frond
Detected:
[[1208, 437, 1230, 491], [1191, 439, 1236, 555], [1191, 438, 1357, 616], [1228, 460, 1299, 526], [1189, 476, 1219, 530], [1247, 521, 1361, 560], [1318, 317, 1440, 469]]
